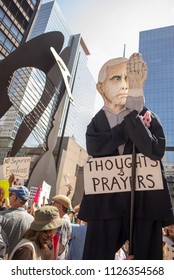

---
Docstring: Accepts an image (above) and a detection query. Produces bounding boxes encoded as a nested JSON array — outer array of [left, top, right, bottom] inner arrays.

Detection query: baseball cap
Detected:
[[9, 186, 30, 201]]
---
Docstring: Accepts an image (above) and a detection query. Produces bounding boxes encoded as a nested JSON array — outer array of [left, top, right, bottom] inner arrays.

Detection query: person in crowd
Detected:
[[163, 224, 174, 260], [78, 53, 174, 260], [52, 194, 72, 260], [66, 218, 87, 260], [0, 216, 8, 260], [0, 187, 6, 211], [0, 186, 34, 256], [9, 205, 63, 260]]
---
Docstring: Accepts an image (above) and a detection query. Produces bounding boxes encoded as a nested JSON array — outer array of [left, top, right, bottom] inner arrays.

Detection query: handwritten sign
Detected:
[[84, 153, 163, 195], [3, 157, 31, 180]]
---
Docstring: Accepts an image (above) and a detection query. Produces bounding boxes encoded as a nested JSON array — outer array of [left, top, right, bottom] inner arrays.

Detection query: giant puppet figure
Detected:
[[78, 53, 174, 260]]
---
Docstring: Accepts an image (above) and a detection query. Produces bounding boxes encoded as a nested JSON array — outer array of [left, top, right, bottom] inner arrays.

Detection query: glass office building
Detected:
[[26, 0, 96, 150], [0, 0, 42, 149], [0, 0, 41, 59], [139, 25, 174, 162], [0, 0, 96, 151]]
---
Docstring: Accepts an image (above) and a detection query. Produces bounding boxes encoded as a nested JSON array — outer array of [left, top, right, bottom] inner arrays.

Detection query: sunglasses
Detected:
[[9, 192, 17, 197]]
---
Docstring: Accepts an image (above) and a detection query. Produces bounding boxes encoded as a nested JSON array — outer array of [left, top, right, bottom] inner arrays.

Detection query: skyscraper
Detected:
[[0, 0, 42, 154], [0, 0, 96, 153], [0, 0, 41, 59], [139, 25, 174, 162], [26, 0, 97, 150]]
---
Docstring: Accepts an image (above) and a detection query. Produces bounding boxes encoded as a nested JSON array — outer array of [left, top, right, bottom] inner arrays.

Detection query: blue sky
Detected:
[[57, 0, 174, 79], [44, 0, 174, 111]]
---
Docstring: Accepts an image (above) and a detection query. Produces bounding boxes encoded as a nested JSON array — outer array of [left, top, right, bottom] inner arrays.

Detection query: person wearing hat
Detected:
[[52, 194, 72, 260], [9, 205, 63, 260], [0, 186, 34, 256]]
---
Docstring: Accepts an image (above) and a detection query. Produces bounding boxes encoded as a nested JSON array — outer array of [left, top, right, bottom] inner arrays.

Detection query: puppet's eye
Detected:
[[110, 75, 121, 81]]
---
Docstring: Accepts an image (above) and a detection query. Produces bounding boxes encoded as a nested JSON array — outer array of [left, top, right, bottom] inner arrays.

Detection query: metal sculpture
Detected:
[[0, 31, 71, 156]]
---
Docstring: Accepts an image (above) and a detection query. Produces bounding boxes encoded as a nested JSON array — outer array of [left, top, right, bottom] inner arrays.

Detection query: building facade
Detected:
[[0, 0, 96, 153], [26, 0, 96, 150], [0, 0, 41, 59], [0, 0, 42, 151], [139, 25, 174, 163]]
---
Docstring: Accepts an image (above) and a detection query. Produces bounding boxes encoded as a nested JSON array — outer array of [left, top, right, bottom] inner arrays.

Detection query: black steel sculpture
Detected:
[[0, 31, 71, 156]]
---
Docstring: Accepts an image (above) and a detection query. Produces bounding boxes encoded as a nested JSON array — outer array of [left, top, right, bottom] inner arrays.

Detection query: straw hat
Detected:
[[30, 205, 63, 231], [52, 194, 71, 209]]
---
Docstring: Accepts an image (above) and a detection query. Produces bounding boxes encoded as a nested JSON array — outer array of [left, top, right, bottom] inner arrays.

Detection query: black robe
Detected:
[[78, 108, 174, 226]]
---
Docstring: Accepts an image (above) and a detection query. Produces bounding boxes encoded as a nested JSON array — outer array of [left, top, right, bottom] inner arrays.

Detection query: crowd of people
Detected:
[[0, 179, 87, 260], [0, 180, 173, 260]]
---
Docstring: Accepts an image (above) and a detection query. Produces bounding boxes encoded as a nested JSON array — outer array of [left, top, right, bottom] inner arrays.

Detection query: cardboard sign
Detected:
[[3, 157, 31, 180], [84, 153, 163, 195]]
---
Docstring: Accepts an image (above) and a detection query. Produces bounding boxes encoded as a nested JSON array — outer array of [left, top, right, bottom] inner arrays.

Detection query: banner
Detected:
[[3, 157, 31, 180], [84, 153, 163, 195]]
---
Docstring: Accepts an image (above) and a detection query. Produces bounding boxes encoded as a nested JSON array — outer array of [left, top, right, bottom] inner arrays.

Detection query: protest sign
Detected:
[[28, 186, 41, 207], [0, 180, 10, 198], [84, 153, 163, 195], [3, 157, 31, 180], [38, 181, 52, 206], [42, 181, 51, 199]]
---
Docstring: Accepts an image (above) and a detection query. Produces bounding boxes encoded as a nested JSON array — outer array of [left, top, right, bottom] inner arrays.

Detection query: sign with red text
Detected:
[[84, 153, 163, 195]]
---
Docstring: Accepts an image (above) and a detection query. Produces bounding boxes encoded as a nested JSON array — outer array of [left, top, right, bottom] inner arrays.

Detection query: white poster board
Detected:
[[42, 180, 51, 199], [3, 157, 31, 180], [84, 153, 163, 195]]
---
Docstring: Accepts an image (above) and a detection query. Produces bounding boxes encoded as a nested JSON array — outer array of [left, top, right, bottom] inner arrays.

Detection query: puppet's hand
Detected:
[[140, 110, 151, 128], [127, 53, 147, 89]]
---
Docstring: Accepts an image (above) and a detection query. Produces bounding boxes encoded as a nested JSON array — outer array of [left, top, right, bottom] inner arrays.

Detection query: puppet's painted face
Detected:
[[100, 62, 128, 106]]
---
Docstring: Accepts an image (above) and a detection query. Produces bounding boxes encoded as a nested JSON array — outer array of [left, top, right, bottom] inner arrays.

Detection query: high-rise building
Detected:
[[0, 0, 42, 155], [139, 25, 174, 163], [28, 0, 96, 150], [0, 0, 42, 59], [0, 0, 96, 153]]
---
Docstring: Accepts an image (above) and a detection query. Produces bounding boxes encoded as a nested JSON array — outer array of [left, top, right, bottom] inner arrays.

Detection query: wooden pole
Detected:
[[129, 143, 136, 256]]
